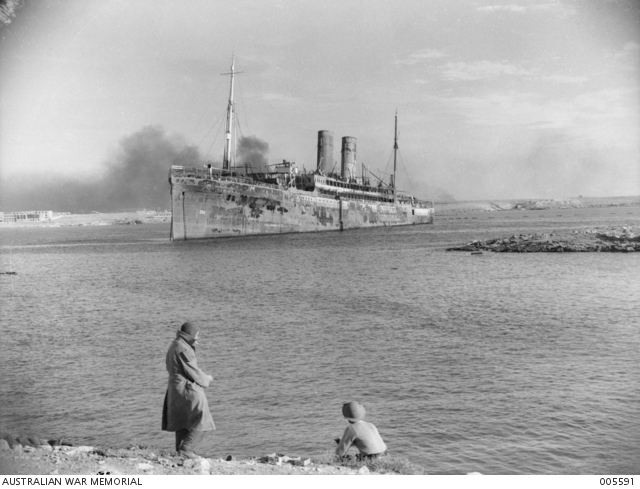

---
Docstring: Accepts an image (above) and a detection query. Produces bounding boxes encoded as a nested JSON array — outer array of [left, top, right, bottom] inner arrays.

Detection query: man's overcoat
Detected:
[[162, 330, 215, 432]]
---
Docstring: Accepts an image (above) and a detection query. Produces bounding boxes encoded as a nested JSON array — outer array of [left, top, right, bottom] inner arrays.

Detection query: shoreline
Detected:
[[0, 435, 426, 475], [1, 196, 638, 228], [433, 195, 640, 215]]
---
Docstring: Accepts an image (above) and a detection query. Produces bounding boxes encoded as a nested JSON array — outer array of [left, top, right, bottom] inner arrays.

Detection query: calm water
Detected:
[[1, 207, 639, 474]]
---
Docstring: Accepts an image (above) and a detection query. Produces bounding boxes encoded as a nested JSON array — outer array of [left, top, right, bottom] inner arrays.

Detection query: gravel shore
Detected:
[[0, 437, 425, 475]]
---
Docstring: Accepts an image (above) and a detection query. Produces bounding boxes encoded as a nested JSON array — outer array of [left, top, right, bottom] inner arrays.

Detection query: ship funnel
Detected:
[[317, 131, 334, 174], [341, 136, 357, 180]]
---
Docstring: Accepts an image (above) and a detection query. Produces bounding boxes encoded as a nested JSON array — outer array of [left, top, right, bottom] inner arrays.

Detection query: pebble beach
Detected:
[[0, 435, 423, 475]]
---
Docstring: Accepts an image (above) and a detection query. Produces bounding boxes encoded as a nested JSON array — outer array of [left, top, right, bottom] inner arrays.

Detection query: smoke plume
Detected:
[[1, 125, 205, 213], [237, 135, 269, 173], [0, 0, 24, 26]]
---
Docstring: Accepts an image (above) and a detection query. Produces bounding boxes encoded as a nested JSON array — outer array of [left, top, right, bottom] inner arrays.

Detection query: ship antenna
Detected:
[[393, 109, 398, 203], [221, 52, 243, 171]]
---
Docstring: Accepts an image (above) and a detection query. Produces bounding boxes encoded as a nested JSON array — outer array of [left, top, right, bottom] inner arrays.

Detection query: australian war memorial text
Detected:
[[1, 479, 141, 487]]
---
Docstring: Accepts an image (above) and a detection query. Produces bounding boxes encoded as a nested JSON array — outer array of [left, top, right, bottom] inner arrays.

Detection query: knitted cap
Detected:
[[180, 322, 198, 338], [342, 401, 366, 422]]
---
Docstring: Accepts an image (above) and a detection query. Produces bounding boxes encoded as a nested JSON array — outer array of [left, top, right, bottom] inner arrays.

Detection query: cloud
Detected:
[[260, 93, 301, 103], [613, 41, 640, 61], [441, 86, 638, 135], [542, 75, 589, 84], [530, 2, 576, 16], [441, 60, 532, 81], [477, 2, 575, 16], [425, 83, 639, 198], [515, 127, 638, 198], [477, 5, 526, 13], [395, 48, 448, 65], [441, 91, 545, 126]]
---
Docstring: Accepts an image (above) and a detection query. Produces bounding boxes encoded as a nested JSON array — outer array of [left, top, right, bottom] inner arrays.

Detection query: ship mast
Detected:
[[393, 110, 398, 203], [222, 54, 237, 171]]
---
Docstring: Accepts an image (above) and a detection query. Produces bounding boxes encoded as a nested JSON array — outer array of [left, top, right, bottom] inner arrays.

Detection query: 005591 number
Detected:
[[600, 478, 633, 485]]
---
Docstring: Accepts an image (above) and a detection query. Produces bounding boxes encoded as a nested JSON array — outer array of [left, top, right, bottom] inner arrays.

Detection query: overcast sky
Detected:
[[1, 0, 638, 209]]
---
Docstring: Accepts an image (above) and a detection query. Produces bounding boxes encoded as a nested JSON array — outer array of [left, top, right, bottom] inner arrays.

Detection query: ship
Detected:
[[168, 55, 434, 240]]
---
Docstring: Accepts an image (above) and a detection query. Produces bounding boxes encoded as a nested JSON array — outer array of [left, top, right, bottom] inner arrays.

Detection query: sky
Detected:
[[0, 0, 638, 212]]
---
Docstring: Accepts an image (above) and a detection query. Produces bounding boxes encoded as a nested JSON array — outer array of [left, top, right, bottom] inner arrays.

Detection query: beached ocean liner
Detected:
[[168, 56, 434, 240]]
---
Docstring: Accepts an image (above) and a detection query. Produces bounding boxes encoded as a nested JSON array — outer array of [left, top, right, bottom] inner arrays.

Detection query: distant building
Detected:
[[1, 210, 53, 222]]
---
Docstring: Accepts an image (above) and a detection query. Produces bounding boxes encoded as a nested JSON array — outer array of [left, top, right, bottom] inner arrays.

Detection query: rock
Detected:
[[261, 453, 285, 465], [292, 458, 311, 466], [182, 458, 210, 473], [198, 459, 211, 474], [28, 437, 43, 447], [136, 463, 154, 471], [357, 466, 370, 475], [12, 444, 23, 451], [17, 437, 36, 448], [65, 446, 94, 455], [182, 459, 197, 469], [4, 435, 18, 448], [226, 455, 235, 462], [0, 439, 10, 450]]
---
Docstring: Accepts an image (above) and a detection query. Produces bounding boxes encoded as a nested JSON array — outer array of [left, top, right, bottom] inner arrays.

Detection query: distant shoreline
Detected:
[[0, 211, 170, 228], [434, 195, 640, 215], [1, 196, 638, 228]]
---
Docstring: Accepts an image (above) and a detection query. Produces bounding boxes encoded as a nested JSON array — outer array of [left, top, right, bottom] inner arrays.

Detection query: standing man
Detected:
[[162, 322, 215, 459]]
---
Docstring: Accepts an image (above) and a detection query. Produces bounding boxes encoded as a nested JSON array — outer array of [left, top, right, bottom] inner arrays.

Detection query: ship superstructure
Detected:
[[168, 55, 434, 240]]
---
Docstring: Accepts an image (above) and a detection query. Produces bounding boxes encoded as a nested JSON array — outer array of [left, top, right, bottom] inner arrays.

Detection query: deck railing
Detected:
[[169, 166, 282, 189]]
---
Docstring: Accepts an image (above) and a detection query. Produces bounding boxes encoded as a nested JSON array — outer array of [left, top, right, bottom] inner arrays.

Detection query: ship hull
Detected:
[[170, 175, 433, 240]]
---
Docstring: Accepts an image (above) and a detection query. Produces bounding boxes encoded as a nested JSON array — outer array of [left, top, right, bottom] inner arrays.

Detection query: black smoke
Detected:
[[237, 135, 269, 173], [1, 125, 205, 213], [431, 188, 456, 202], [0, 0, 24, 26]]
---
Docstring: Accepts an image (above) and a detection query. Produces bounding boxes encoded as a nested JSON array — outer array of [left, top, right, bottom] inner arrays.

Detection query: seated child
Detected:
[[335, 401, 387, 459]]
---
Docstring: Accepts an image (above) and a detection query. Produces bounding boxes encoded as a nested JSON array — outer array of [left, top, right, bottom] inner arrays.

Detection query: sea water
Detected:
[[1, 206, 639, 474]]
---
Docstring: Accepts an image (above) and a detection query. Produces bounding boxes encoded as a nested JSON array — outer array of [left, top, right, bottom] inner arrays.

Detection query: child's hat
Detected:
[[342, 401, 366, 421]]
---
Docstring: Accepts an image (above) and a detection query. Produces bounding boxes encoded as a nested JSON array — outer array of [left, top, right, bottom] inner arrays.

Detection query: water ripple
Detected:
[[1, 209, 639, 473]]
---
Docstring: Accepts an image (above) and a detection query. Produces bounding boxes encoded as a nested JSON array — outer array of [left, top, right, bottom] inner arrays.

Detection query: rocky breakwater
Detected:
[[447, 226, 640, 253]]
